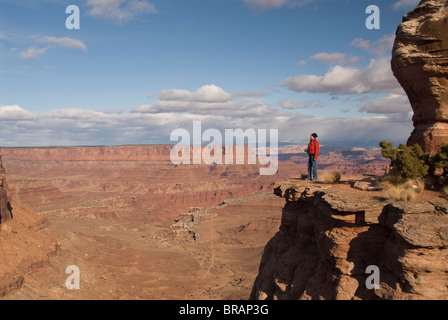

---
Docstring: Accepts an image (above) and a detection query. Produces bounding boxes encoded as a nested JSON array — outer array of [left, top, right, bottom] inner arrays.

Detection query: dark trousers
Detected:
[[307, 154, 318, 180]]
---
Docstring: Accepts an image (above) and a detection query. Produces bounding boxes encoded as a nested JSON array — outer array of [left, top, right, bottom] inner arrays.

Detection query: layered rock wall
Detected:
[[392, 0, 448, 153], [250, 180, 448, 300], [0, 154, 12, 225]]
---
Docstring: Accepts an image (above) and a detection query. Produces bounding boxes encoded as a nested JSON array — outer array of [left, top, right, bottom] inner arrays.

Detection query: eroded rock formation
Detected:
[[0, 154, 12, 225], [250, 179, 448, 300], [392, 0, 448, 153]]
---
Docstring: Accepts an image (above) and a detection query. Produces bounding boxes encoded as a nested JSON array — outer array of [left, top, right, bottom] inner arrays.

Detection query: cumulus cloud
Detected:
[[360, 94, 412, 114], [280, 58, 403, 95], [0, 105, 36, 120], [20, 46, 49, 60], [132, 84, 278, 117], [86, 0, 157, 24], [38, 36, 87, 52], [159, 84, 233, 102], [392, 0, 420, 10]]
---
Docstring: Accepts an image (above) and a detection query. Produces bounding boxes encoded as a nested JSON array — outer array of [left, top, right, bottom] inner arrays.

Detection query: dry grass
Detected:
[[378, 175, 425, 201], [320, 171, 342, 184], [442, 185, 448, 196], [384, 184, 416, 202]]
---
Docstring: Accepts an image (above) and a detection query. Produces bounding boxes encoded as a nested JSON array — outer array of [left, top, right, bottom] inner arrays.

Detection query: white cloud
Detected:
[[279, 99, 324, 109], [351, 38, 371, 50], [0, 105, 35, 120], [20, 46, 49, 60], [159, 84, 233, 103], [393, 0, 420, 10], [243, 0, 314, 12], [133, 85, 273, 116], [16, 36, 87, 60], [348, 56, 361, 65], [38, 36, 87, 52], [243, 0, 288, 11], [280, 58, 403, 95], [0, 33, 9, 40], [0, 105, 35, 121], [310, 52, 346, 65], [360, 94, 412, 114], [86, 0, 157, 24], [351, 34, 395, 57]]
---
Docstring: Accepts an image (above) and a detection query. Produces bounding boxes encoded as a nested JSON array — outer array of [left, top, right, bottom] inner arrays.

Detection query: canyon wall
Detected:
[[0, 146, 300, 225], [250, 179, 448, 300], [392, 0, 448, 153], [0, 154, 12, 225]]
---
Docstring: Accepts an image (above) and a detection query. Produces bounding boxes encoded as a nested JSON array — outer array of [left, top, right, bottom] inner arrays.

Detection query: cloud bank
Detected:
[[0, 83, 413, 147]]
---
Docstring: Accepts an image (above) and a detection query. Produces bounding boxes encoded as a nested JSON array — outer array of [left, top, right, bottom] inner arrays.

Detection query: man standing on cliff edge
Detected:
[[305, 133, 319, 181]]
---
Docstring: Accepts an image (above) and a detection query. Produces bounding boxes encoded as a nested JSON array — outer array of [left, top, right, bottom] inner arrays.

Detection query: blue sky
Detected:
[[0, 0, 421, 147]]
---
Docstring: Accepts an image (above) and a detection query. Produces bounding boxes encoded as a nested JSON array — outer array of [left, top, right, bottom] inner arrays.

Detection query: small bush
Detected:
[[320, 171, 342, 184]]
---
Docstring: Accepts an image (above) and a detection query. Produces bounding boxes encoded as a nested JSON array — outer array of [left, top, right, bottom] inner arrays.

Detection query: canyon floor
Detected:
[[0, 146, 390, 300]]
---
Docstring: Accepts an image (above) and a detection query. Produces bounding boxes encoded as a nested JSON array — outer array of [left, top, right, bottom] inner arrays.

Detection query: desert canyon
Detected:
[[0, 145, 389, 299], [1, 0, 448, 301]]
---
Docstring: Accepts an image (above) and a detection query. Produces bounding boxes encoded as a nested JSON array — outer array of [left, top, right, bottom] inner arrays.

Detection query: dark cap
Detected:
[[311, 133, 318, 138]]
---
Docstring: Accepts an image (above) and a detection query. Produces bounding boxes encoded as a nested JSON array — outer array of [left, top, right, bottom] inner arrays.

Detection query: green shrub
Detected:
[[379, 141, 429, 180], [431, 142, 448, 176]]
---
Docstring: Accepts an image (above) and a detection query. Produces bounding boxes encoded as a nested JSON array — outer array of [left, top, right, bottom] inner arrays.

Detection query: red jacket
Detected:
[[308, 139, 319, 160]]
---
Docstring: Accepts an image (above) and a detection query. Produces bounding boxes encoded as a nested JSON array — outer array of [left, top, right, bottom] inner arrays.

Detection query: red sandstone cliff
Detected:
[[0, 155, 12, 225], [392, 0, 448, 153], [0, 151, 55, 298], [250, 179, 448, 300]]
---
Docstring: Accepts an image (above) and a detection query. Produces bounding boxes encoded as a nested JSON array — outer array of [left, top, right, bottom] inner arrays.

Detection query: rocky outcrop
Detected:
[[250, 179, 448, 300], [392, 0, 448, 153], [0, 154, 12, 225]]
